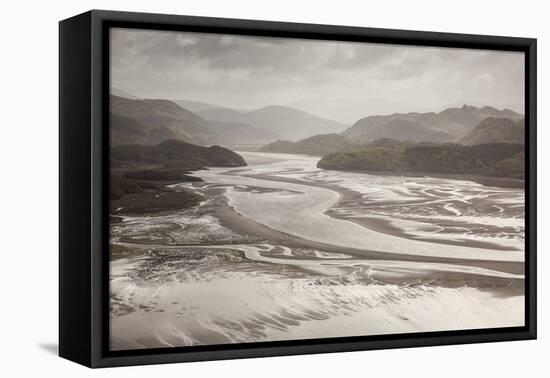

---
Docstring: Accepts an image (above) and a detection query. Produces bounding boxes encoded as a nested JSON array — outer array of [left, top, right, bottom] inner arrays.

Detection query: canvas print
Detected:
[[108, 28, 525, 351]]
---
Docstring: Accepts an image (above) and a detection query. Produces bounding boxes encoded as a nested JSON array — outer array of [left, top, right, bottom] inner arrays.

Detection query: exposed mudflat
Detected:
[[110, 152, 525, 350]]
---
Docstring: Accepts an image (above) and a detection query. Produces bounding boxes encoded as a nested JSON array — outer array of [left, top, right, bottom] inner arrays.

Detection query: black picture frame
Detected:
[[59, 9, 537, 368]]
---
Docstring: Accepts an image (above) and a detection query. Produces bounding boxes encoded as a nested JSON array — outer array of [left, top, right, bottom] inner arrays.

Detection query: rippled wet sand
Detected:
[[110, 152, 525, 350]]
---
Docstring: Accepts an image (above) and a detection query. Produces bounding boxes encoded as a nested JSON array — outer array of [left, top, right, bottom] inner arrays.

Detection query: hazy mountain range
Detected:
[[259, 113, 526, 181], [110, 91, 348, 145], [172, 99, 220, 113], [111, 88, 139, 99], [197, 106, 347, 141], [110, 95, 280, 146], [110, 89, 524, 161], [343, 105, 523, 143], [261, 115, 526, 158]]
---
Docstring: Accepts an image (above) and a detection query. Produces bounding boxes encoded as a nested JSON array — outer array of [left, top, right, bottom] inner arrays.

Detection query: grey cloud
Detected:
[[110, 27, 524, 123]]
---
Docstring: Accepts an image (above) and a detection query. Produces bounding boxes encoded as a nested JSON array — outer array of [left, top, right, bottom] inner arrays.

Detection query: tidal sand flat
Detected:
[[110, 152, 524, 350], [195, 153, 523, 262]]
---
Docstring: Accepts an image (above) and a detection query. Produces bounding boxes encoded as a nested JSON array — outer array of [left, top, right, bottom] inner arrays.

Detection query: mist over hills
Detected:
[[343, 105, 523, 143], [260, 104, 524, 153], [110, 95, 279, 146], [110, 95, 214, 145], [111, 88, 139, 99], [198, 105, 347, 141], [112, 88, 221, 113], [109, 89, 523, 149], [172, 99, 220, 113], [111, 89, 347, 144], [110, 89, 525, 184], [259, 106, 526, 182]]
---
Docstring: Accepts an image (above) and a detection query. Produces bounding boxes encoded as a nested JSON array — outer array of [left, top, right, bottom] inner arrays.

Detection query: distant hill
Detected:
[[260, 134, 356, 156], [110, 113, 181, 146], [111, 88, 139, 99], [110, 95, 210, 144], [343, 105, 523, 143], [318, 140, 524, 179], [110, 95, 279, 146], [173, 99, 220, 113], [198, 105, 347, 141], [111, 139, 247, 171], [460, 117, 525, 145], [204, 121, 280, 144], [199, 107, 244, 122]]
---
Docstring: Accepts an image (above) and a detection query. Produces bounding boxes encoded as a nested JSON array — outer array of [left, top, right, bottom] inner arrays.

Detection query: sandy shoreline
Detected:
[[109, 152, 525, 350], [195, 163, 523, 260], [111, 156, 525, 275], [109, 240, 524, 350], [213, 196, 524, 276], [315, 167, 525, 189]]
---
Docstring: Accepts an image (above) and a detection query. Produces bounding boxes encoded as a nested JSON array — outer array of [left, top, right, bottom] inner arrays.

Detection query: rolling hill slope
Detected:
[[460, 117, 525, 145], [199, 105, 347, 141], [343, 105, 523, 143], [110, 95, 279, 146]]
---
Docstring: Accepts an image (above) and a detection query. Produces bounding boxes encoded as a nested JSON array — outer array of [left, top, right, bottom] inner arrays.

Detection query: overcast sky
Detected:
[[111, 27, 524, 124]]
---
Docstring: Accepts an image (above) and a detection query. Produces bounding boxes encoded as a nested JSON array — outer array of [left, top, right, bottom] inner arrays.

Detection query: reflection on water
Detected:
[[308, 170, 524, 250], [193, 152, 524, 261], [110, 152, 525, 350]]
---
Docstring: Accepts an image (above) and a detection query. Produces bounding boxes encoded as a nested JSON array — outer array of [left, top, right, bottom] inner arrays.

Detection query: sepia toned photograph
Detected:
[[108, 27, 525, 351]]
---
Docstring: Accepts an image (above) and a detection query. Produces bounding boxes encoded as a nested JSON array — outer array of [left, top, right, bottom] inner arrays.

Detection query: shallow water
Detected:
[[110, 152, 525, 350], [193, 152, 524, 261]]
